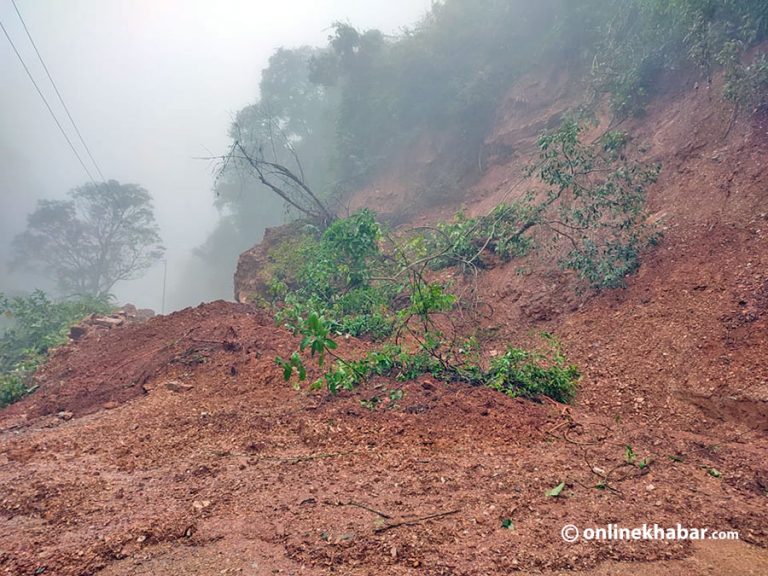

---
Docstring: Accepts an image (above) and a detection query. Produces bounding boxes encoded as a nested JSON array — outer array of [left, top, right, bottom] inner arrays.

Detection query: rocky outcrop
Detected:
[[233, 222, 306, 303]]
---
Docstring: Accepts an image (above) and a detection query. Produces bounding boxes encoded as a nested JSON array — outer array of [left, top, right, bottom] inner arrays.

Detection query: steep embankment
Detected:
[[2, 71, 768, 575]]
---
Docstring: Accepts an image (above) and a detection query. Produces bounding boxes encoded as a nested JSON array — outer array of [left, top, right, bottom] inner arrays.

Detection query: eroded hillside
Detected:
[[2, 66, 768, 576]]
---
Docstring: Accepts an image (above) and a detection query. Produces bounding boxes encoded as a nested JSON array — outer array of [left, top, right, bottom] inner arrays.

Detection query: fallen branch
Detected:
[[326, 500, 392, 519], [374, 509, 460, 533]]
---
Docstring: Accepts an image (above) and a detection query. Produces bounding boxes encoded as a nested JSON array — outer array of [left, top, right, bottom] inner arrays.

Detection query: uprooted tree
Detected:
[[211, 46, 340, 228], [257, 119, 658, 403]]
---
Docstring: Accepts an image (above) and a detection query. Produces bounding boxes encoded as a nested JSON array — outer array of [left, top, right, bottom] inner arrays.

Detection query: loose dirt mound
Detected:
[[0, 301, 282, 424], [1, 300, 767, 575]]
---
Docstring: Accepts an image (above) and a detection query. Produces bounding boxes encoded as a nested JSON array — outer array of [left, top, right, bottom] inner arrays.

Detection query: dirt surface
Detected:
[[2, 70, 768, 574], [1, 299, 766, 575]]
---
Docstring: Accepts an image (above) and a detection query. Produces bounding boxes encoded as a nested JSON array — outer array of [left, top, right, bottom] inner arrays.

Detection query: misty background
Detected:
[[0, 0, 430, 312]]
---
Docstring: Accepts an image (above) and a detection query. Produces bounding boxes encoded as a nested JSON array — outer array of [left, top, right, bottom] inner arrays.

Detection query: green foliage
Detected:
[[0, 374, 28, 408], [321, 210, 382, 287], [310, 3, 570, 183], [534, 119, 660, 289], [217, 0, 766, 223], [721, 49, 768, 110], [272, 210, 397, 340], [403, 119, 659, 290], [404, 282, 455, 320], [0, 290, 114, 407], [546, 481, 566, 498], [308, 0, 767, 185], [265, 209, 582, 403], [421, 202, 536, 272], [485, 336, 580, 403], [278, 316, 579, 403], [591, 0, 768, 117]]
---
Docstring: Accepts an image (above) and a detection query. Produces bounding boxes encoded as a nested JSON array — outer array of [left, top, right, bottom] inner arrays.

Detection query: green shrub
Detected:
[[0, 290, 114, 407], [722, 49, 768, 110], [264, 198, 589, 404], [0, 373, 30, 408], [591, 0, 768, 117], [534, 120, 660, 289], [277, 304, 580, 403], [420, 202, 535, 272], [486, 337, 580, 403]]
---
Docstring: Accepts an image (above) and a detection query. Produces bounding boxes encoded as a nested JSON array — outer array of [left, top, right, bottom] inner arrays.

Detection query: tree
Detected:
[[11, 180, 164, 297], [214, 47, 340, 227]]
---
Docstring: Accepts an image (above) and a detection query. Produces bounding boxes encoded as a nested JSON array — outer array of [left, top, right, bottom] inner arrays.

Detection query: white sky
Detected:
[[0, 0, 431, 309]]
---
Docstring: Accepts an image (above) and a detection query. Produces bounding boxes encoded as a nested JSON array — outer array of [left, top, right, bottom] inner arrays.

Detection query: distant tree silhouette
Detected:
[[12, 180, 164, 297]]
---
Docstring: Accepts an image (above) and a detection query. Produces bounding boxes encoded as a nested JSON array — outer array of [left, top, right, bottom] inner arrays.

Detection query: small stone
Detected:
[[192, 500, 211, 511], [57, 411, 74, 421], [165, 380, 194, 392], [91, 316, 124, 328], [646, 484, 656, 492]]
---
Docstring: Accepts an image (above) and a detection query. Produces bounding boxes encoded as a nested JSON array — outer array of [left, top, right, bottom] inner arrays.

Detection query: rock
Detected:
[[192, 500, 211, 511], [68, 325, 88, 341], [121, 303, 138, 317], [136, 308, 155, 321], [91, 316, 124, 328], [57, 411, 74, 421], [165, 380, 193, 393]]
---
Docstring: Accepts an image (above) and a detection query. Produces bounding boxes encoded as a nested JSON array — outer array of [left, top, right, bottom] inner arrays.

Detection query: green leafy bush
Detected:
[[534, 119, 660, 289], [420, 203, 535, 272], [591, 0, 768, 117], [486, 336, 580, 403], [722, 49, 768, 110], [279, 325, 579, 403], [0, 290, 114, 407]]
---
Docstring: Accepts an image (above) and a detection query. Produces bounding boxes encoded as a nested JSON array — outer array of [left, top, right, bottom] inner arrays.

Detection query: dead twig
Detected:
[[326, 500, 392, 519], [374, 509, 461, 533]]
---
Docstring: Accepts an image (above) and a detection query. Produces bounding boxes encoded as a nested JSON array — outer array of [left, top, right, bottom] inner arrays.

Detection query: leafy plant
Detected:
[[265, 208, 582, 402], [0, 290, 114, 407], [420, 202, 536, 272], [485, 337, 580, 403], [11, 181, 164, 297], [546, 481, 566, 497], [534, 120, 660, 289]]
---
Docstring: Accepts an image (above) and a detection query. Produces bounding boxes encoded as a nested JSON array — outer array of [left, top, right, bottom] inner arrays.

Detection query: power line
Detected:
[[11, 0, 106, 181], [0, 16, 96, 183]]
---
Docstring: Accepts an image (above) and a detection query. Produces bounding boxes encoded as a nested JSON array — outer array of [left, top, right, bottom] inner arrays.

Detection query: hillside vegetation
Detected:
[[194, 0, 768, 303]]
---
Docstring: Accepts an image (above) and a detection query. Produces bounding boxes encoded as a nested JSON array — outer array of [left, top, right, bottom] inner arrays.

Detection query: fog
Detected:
[[0, 0, 430, 312]]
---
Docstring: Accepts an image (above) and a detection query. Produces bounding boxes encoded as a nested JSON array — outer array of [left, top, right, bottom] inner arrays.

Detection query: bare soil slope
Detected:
[[2, 73, 768, 575]]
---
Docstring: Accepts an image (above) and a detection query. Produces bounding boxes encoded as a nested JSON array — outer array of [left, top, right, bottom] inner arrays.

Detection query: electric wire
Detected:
[[11, 0, 106, 181], [0, 16, 96, 183]]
